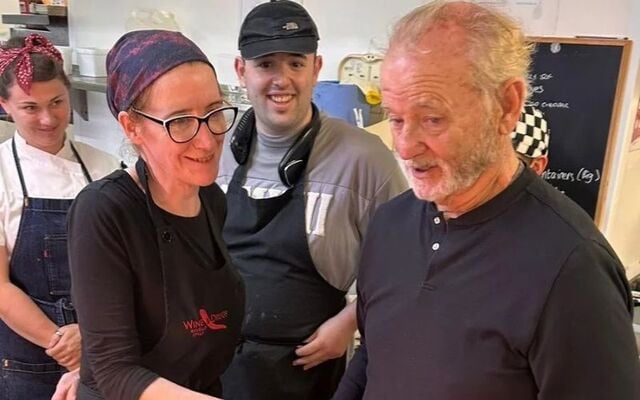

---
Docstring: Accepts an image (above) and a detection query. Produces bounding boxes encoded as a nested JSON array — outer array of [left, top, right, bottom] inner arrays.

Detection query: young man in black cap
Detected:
[[217, 1, 407, 399], [511, 105, 550, 175]]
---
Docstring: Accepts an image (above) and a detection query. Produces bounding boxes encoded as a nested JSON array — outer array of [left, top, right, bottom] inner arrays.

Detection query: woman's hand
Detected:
[[51, 368, 80, 400], [0, 246, 61, 348], [46, 323, 81, 370]]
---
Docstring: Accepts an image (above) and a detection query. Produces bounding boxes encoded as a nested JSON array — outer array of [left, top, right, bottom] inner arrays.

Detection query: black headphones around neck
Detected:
[[230, 104, 321, 188]]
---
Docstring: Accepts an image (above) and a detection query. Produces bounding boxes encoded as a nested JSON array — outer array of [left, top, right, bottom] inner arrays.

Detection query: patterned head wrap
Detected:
[[106, 29, 214, 118], [511, 106, 550, 158], [0, 34, 63, 94]]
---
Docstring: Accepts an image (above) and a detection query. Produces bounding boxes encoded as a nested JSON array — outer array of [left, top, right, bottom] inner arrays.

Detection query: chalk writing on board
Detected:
[[527, 39, 630, 220], [531, 85, 544, 94], [542, 168, 601, 184], [528, 73, 554, 81], [527, 101, 570, 109], [527, 72, 571, 109], [542, 169, 575, 182]]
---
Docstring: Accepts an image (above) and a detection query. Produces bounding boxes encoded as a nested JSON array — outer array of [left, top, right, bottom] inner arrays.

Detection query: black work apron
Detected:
[[222, 159, 347, 400], [76, 158, 244, 399], [0, 139, 90, 400]]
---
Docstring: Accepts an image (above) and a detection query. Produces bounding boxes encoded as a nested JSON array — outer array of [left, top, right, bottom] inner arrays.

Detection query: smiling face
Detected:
[[126, 62, 225, 189], [0, 78, 70, 154], [235, 52, 322, 135], [381, 27, 503, 205]]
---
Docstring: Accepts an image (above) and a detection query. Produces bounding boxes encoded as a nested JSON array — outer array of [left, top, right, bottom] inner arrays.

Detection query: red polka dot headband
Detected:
[[0, 34, 63, 94]]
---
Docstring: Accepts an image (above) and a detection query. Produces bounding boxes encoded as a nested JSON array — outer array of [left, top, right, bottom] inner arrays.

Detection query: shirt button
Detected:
[[432, 242, 440, 251], [161, 231, 173, 243], [433, 217, 441, 224]]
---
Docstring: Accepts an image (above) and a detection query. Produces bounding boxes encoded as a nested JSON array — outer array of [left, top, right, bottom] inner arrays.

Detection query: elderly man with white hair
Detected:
[[334, 1, 640, 399]]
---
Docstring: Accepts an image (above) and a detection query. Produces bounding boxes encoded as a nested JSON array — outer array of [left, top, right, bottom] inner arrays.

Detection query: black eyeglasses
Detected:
[[131, 105, 239, 143]]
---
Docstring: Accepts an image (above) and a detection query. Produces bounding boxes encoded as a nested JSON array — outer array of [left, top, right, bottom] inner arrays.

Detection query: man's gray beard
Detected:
[[437, 117, 503, 200]]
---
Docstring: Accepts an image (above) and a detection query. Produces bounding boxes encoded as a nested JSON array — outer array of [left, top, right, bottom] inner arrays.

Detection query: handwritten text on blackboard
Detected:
[[526, 72, 571, 109], [542, 168, 601, 184]]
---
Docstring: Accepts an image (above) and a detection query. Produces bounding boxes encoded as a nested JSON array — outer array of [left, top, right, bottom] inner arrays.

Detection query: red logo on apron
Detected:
[[182, 308, 229, 337]]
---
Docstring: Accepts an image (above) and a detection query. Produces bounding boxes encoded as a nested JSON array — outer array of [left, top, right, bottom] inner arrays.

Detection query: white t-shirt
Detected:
[[0, 133, 121, 259]]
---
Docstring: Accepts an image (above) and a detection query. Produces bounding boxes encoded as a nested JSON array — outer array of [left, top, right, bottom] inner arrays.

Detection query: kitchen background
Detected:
[[1, 0, 640, 282]]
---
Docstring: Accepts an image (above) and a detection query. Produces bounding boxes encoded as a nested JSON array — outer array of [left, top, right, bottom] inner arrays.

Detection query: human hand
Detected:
[[51, 368, 80, 400], [293, 312, 356, 370], [45, 324, 81, 370]]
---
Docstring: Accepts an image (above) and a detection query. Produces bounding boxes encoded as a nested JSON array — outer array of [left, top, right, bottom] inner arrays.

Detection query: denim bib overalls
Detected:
[[0, 138, 91, 400]]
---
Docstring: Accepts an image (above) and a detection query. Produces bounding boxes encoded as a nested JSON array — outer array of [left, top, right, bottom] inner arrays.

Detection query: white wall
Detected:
[[0, 1, 19, 142], [0, 1, 19, 42], [66, 0, 640, 276], [67, 0, 634, 84], [605, 0, 640, 279]]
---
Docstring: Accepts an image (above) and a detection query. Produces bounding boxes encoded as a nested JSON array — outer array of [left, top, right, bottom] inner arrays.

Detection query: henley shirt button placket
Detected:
[[422, 211, 444, 291], [431, 215, 442, 255], [161, 231, 173, 243], [423, 240, 440, 289]]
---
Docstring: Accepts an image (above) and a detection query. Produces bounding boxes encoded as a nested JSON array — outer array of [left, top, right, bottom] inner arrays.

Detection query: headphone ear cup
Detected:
[[279, 158, 307, 188], [277, 105, 321, 187], [230, 109, 255, 165]]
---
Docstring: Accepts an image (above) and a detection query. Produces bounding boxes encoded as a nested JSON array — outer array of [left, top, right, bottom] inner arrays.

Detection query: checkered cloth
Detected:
[[511, 106, 549, 158]]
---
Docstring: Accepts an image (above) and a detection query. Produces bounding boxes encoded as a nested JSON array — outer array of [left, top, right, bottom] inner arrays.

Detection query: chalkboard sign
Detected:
[[526, 37, 631, 226]]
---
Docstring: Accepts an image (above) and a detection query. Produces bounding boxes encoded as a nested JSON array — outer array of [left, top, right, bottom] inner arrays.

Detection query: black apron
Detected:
[[0, 139, 90, 400], [222, 143, 347, 399], [77, 158, 244, 399]]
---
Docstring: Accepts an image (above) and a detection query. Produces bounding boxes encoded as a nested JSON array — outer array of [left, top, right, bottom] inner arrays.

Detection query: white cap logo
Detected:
[[282, 22, 299, 30]]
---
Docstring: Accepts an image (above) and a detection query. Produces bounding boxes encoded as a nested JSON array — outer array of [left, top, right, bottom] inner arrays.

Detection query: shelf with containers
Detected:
[[68, 75, 251, 121], [1, 6, 69, 46]]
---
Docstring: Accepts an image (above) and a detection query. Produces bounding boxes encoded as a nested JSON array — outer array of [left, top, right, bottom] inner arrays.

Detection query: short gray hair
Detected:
[[388, 0, 534, 100]]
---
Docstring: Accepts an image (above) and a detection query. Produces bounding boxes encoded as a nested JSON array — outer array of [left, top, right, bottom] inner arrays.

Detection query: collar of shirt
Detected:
[[13, 131, 81, 169], [425, 167, 536, 227], [8, 131, 90, 197], [13, 131, 76, 161]]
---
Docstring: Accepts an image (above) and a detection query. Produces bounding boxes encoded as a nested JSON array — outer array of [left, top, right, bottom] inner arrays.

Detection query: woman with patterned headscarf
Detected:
[[58, 30, 245, 400], [0, 34, 120, 399]]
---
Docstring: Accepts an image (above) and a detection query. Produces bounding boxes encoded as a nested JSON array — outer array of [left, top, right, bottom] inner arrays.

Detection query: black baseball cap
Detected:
[[239, 0, 319, 59]]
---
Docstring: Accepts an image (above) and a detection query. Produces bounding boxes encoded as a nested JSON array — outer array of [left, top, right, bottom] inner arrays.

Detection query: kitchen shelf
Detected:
[[69, 68, 106, 121], [1, 13, 50, 25], [2, 11, 69, 46], [34, 5, 67, 17], [69, 77, 251, 121], [70, 73, 107, 93]]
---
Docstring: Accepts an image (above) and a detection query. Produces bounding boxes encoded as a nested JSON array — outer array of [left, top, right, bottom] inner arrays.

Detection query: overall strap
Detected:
[[12, 138, 94, 204], [69, 141, 93, 183], [135, 157, 163, 225], [11, 138, 29, 203]]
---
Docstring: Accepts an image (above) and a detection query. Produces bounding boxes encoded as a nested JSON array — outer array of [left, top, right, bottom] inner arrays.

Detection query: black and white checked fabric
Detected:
[[511, 106, 549, 158]]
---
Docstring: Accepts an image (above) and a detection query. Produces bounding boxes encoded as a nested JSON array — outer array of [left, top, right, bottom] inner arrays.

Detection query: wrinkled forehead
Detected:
[[391, 22, 471, 60], [381, 43, 474, 90]]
